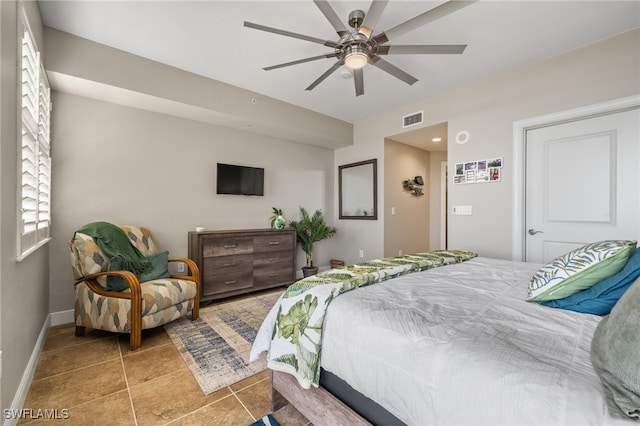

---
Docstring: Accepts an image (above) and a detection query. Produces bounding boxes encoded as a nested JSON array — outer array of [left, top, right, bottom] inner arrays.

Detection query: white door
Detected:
[[525, 107, 640, 263]]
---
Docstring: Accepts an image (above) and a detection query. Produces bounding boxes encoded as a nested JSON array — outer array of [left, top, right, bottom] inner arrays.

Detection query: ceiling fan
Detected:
[[244, 0, 476, 97]]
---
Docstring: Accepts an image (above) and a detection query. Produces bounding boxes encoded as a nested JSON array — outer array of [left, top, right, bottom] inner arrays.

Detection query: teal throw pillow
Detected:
[[527, 240, 637, 302], [106, 251, 171, 291], [540, 247, 640, 315]]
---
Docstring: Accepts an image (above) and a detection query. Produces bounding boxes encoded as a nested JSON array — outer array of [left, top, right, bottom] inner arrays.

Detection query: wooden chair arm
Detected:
[[73, 270, 143, 340], [73, 270, 141, 300]]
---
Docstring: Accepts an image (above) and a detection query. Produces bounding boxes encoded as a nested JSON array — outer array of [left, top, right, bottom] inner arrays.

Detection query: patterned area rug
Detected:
[[164, 289, 282, 395]]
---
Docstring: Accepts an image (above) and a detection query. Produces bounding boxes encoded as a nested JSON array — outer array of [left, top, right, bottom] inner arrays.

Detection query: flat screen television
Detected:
[[216, 163, 264, 196]]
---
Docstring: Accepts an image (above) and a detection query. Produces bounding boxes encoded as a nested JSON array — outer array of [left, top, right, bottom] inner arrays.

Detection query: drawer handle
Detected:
[[223, 244, 237, 249], [269, 273, 279, 277], [224, 280, 237, 285], [223, 263, 237, 267], [268, 241, 280, 245]]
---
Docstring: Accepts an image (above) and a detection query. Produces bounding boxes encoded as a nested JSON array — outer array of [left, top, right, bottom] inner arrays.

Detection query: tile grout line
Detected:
[[28, 352, 121, 384], [228, 385, 258, 423], [119, 338, 139, 426], [160, 367, 271, 424], [230, 375, 270, 394], [163, 392, 237, 425]]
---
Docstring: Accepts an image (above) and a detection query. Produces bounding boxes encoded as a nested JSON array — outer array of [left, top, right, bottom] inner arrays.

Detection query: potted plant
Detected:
[[269, 207, 286, 229], [289, 207, 337, 277]]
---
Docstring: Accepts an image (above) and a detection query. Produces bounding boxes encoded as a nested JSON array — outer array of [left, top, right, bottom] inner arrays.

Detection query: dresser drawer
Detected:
[[203, 236, 253, 257], [253, 252, 294, 288], [203, 269, 253, 296], [203, 254, 253, 296], [254, 233, 294, 253], [203, 254, 253, 276]]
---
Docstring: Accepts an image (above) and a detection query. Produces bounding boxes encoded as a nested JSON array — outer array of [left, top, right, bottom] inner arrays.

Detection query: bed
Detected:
[[251, 246, 640, 425]]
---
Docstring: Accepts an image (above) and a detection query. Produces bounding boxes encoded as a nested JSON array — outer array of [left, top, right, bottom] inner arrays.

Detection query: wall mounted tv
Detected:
[[216, 163, 264, 196]]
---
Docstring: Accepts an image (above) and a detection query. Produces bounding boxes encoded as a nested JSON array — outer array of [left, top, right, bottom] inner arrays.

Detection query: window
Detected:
[[18, 18, 51, 260]]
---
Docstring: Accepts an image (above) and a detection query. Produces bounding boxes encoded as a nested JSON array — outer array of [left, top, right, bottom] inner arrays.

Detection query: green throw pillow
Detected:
[[591, 275, 640, 419], [106, 251, 171, 291], [527, 240, 637, 302]]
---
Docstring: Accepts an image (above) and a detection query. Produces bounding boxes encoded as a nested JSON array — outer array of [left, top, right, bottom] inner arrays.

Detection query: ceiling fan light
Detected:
[[345, 51, 368, 69]]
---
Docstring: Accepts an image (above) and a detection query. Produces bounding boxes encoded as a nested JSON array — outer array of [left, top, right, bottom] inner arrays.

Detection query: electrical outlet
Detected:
[[359, 249, 364, 258], [177, 263, 185, 273], [399, 249, 403, 256]]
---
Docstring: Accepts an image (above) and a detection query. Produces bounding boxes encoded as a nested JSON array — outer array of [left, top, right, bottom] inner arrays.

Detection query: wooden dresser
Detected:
[[188, 228, 296, 302]]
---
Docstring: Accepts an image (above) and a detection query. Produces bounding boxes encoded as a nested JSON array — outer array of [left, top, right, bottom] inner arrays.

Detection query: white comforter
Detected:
[[320, 257, 629, 425]]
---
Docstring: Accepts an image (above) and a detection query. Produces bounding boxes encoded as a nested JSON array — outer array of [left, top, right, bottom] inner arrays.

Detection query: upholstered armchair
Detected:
[[69, 224, 200, 350]]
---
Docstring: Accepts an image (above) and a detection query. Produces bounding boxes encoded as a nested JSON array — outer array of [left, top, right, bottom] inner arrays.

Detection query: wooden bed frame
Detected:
[[271, 370, 371, 425]]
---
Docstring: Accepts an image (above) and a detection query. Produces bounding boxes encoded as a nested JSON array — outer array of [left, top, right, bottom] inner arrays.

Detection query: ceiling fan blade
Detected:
[[377, 45, 468, 55], [244, 21, 339, 48], [373, 0, 477, 44], [369, 56, 418, 86], [264, 53, 338, 71], [354, 68, 364, 96], [306, 61, 342, 91], [313, 0, 350, 38], [359, 0, 388, 38]]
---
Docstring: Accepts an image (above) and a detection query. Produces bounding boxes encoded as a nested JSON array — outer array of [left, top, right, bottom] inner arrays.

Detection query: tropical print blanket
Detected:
[[249, 250, 478, 389]]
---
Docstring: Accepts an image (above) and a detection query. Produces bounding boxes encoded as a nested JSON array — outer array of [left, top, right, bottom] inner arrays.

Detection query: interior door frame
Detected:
[[441, 161, 447, 249], [511, 94, 640, 261]]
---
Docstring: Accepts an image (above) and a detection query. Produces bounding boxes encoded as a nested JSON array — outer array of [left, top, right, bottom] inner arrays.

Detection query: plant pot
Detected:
[[302, 266, 318, 278], [273, 215, 286, 230]]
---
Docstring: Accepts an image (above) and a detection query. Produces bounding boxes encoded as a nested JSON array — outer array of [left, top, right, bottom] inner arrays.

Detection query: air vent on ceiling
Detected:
[[402, 111, 423, 128]]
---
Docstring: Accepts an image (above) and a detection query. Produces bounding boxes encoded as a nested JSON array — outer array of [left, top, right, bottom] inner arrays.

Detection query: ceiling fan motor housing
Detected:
[[336, 32, 377, 63]]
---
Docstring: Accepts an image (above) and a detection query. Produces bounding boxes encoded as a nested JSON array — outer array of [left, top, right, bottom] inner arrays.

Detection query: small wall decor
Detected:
[[453, 157, 502, 184], [403, 176, 425, 196]]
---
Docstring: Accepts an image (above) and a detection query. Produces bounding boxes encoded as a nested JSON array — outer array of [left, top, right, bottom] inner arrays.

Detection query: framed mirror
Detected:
[[339, 159, 377, 220]]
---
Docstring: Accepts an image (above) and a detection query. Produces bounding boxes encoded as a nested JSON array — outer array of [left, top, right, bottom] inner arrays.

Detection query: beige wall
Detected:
[[43, 27, 352, 151], [1, 0, 50, 414], [49, 91, 335, 313], [333, 29, 640, 262], [384, 140, 431, 257]]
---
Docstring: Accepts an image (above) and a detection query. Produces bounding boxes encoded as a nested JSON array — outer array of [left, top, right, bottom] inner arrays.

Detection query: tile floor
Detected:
[[20, 322, 311, 425]]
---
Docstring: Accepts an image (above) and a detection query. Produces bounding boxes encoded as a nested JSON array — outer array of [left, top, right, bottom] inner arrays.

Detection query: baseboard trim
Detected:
[[50, 309, 74, 327], [5, 316, 50, 426]]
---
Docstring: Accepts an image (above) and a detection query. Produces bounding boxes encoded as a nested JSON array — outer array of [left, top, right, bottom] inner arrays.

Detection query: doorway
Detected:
[[512, 95, 640, 262], [384, 122, 448, 255]]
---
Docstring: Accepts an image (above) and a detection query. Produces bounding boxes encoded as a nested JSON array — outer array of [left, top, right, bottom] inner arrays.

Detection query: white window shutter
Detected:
[[18, 20, 51, 259]]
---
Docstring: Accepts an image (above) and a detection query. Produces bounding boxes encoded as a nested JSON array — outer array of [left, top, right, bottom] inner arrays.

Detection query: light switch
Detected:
[[453, 205, 473, 215], [391, 207, 396, 216]]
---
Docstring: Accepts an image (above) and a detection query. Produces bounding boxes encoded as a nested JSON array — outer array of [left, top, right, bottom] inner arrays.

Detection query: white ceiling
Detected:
[[38, 0, 639, 126]]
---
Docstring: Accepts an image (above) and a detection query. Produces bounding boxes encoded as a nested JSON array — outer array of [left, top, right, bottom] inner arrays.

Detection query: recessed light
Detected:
[[432, 137, 442, 142]]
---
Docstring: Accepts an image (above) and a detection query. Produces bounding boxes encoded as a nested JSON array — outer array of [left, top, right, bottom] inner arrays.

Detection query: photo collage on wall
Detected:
[[454, 157, 503, 184]]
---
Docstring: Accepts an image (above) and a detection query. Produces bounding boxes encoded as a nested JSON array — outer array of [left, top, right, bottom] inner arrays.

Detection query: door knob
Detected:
[[528, 229, 543, 235]]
